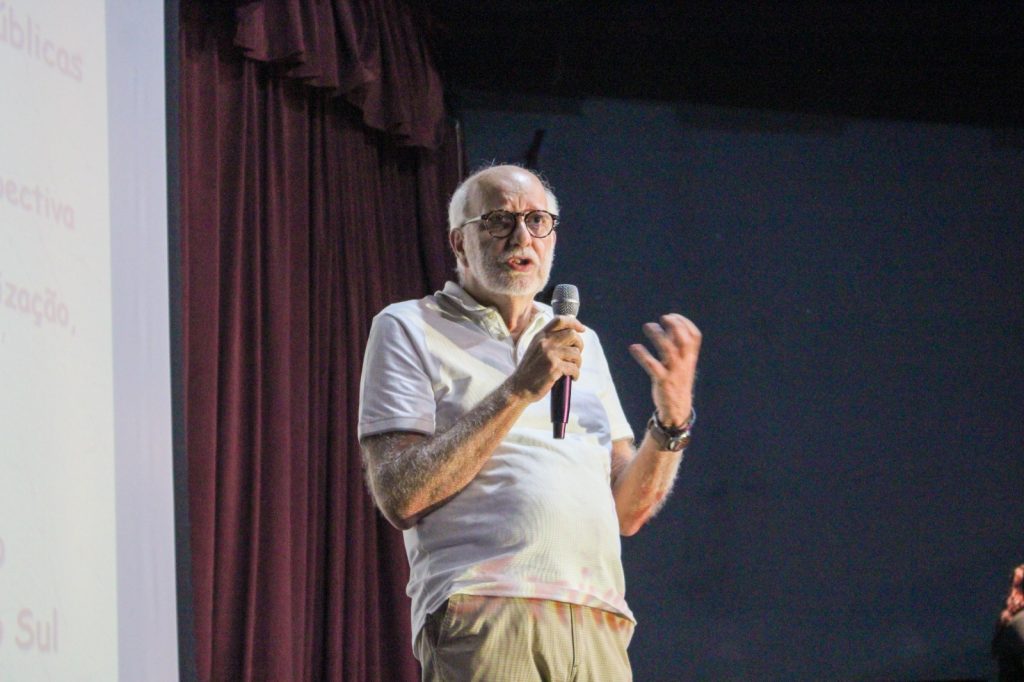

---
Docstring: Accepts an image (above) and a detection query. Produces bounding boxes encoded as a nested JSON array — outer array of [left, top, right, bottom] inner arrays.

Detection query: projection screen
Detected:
[[0, 0, 179, 679]]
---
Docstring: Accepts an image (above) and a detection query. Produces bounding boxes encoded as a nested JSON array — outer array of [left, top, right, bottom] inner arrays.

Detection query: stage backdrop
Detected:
[[457, 94, 1024, 680]]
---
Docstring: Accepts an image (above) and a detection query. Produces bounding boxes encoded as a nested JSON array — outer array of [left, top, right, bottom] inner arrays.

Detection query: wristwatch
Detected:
[[646, 409, 695, 452]]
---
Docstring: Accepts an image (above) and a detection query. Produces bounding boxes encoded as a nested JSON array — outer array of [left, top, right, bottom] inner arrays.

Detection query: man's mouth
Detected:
[[504, 255, 534, 272]]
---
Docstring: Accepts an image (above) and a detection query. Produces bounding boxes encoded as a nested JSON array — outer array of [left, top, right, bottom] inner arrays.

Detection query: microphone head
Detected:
[[552, 284, 580, 317]]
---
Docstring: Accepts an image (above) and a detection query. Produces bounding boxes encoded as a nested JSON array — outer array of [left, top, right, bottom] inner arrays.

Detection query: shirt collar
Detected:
[[436, 281, 551, 340]]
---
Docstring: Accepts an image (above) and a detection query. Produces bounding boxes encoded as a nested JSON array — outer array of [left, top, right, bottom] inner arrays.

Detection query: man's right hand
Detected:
[[509, 315, 585, 402]]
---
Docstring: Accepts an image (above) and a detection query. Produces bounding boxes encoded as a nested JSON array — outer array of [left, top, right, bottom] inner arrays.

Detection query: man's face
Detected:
[[454, 168, 556, 301]]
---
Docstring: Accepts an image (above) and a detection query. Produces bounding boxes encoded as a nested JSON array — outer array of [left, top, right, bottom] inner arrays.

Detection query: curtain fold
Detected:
[[233, 0, 446, 148], [180, 1, 460, 679]]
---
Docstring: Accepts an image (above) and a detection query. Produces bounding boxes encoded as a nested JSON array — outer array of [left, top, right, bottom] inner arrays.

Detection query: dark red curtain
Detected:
[[179, 2, 459, 679]]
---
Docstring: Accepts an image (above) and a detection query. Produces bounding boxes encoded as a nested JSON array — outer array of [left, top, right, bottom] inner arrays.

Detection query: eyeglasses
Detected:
[[461, 210, 559, 238]]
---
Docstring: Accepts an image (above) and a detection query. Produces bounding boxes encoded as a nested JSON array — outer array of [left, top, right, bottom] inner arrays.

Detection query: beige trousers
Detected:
[[415, 595, 634, 682]]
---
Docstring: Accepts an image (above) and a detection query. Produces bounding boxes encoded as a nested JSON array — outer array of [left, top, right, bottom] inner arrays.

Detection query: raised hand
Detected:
[[628, 314, 701, 427]]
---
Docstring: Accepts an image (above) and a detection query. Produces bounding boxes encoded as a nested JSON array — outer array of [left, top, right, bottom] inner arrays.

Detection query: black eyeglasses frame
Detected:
[[460, 210, 559, 238]]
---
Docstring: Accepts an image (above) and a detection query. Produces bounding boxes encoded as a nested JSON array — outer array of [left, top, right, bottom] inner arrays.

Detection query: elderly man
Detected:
[[358, 164, 701, 681]]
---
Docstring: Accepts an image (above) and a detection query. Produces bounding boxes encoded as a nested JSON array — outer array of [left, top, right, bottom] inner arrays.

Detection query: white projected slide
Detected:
[[0, 1, 178, 679]]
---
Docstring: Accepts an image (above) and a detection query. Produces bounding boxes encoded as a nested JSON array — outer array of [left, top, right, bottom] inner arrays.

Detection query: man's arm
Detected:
[[361, 381, 529, 530], [361, 315, 585, 530], [610, 436, 686, 536], [611, 313, 702, 536]]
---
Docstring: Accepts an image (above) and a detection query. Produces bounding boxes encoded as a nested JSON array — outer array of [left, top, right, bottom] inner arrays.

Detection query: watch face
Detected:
[[668, 434, 690, 451]]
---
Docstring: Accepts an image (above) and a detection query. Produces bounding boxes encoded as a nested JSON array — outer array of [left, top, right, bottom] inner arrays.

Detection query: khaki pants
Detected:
[[416, 595, 634, 682]]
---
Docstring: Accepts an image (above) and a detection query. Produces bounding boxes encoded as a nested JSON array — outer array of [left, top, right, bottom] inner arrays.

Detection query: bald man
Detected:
[[359, 165, 701, 681]]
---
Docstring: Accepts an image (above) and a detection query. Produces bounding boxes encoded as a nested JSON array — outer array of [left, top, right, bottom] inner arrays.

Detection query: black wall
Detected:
[[458, 96, 1024, 679]]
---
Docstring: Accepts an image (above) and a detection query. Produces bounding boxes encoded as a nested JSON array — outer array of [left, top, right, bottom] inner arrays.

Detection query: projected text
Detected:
[[1, 172, 76, 229], [1, 274, 74, 332], [0, 541, 60, 656], [0, 2, 84, 82]]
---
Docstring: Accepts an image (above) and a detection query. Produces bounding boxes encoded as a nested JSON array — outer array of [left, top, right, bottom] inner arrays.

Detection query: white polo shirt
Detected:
[[358, 281, 636, 643]]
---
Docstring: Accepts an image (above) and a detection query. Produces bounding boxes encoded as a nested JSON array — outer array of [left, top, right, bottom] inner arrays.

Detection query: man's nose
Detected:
[[509, 215, 533, 246]]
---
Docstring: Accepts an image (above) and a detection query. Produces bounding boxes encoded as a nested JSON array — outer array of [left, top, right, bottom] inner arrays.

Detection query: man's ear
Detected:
[[449, 228, 466, 265]]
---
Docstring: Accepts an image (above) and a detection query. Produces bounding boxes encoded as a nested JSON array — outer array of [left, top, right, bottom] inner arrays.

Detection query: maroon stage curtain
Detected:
[[179, 2, 459, 679]]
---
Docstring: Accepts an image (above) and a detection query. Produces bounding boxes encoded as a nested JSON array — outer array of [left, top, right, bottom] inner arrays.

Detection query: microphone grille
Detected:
[[552, 284, 580, 317]]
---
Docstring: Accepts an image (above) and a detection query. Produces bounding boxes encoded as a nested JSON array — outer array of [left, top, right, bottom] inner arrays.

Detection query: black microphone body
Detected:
[[551, 377, 572, 439], [550, 284, 580, 439]]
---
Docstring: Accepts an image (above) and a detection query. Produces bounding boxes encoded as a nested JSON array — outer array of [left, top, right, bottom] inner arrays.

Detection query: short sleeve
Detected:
[[358, 310, 436, 440]]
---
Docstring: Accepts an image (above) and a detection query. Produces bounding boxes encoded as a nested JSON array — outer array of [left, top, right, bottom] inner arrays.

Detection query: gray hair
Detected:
[[447, 163, 559, 233]]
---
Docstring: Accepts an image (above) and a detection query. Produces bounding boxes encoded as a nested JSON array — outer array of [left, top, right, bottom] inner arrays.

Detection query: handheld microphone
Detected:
[[551, 284, 580, 439]]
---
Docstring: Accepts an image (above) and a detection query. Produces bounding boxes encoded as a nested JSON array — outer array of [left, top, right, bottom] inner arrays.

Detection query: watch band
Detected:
[[646, 408, 695, 452]]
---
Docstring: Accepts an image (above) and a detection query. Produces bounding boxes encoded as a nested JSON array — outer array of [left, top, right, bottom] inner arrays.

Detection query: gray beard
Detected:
[[459, 244, 555, 299], [476, 253, 553, 298]]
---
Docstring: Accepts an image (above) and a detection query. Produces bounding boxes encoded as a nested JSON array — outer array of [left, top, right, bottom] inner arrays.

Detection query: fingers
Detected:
[[631, 313, 701, 378], [549, 328, 583, 381], [628, 343, 665, 381], [632, 314, 702, 425], [546, 314, 586, 335], [662, 314, 702, 355], [559, 347, 582, 381], [512, 315, 585, 400], [641, 314, 701, 365], [543, 315, 585, 351], [641, 322, 673, 363]]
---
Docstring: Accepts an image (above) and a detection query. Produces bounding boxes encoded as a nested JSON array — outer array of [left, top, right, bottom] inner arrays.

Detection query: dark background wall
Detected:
[[455, 95, 1023, 679]]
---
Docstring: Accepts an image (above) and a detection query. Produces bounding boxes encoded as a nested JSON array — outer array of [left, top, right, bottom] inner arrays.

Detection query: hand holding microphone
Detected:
[[506, 284, 583, 438]]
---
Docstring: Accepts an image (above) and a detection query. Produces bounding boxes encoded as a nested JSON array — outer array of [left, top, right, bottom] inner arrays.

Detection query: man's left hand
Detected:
[[628, 314, 702, 427]]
